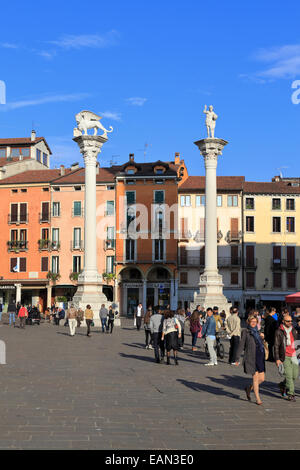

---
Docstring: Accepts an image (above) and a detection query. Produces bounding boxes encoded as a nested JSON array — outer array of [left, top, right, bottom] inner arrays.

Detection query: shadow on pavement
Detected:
[[177, 378, 242, 400], [119, 352, 154, 363]]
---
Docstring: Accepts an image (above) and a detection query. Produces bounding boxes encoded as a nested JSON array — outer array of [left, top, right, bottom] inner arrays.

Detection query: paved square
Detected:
[[0, 317, 299, 450]]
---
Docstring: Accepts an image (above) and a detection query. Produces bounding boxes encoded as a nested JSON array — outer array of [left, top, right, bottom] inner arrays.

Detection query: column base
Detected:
[[190, 271, 231, 315], [72, 280, 109, 327]]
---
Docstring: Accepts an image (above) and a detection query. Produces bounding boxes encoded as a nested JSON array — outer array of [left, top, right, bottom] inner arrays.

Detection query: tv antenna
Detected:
[[137, 142, 152, 162], [276, 166, 289, 178]]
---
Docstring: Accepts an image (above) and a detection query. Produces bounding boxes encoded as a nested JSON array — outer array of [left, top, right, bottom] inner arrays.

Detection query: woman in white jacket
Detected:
[[161, 311, 182, 365]]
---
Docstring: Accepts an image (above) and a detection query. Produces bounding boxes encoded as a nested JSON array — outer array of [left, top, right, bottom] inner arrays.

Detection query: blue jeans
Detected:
[[9, 313, 15, 325], [101, 318, 107, 332], [0, 312, 2, 321], [192, 332, 198, 347]]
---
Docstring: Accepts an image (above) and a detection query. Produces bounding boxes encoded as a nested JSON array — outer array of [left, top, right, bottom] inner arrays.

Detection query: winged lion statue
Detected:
[[75, 110, 113, 138]]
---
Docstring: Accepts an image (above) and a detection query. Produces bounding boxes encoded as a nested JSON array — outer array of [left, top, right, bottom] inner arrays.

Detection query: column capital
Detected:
[[194, 138, 228, 167], [73, 135, 108, 165]]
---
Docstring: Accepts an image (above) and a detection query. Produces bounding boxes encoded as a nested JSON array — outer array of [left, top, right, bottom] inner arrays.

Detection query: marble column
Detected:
[[192, 138, 231, 314], [72, 134, 108, 323], [47, 285, 52, 309], [15, 283, 21, 304]]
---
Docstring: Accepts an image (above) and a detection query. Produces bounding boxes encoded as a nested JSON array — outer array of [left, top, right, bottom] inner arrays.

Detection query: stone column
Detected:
[[72, 134, 108, 323], [47, 285, 52, 308], [142, 280, 147, 312], [192, 138, 231, 314], [15, 283, 21, 304]]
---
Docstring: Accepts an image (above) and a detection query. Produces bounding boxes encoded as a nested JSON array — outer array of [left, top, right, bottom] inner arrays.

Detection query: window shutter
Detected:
[[41, 257, 49, 272], [19, 258, 26, 272]]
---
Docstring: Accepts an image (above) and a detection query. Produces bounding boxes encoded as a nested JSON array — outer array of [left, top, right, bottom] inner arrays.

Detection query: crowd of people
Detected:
[[134, 303, 300, 404]]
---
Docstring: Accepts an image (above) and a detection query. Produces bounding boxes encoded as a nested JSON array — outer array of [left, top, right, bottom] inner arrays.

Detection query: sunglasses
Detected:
[[285, 320, 292, 323]]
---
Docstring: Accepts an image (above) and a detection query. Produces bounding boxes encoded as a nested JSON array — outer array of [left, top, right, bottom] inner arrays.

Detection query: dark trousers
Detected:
[[229, 336, 240, 363], [191, 332, 198, 347], [86, 319, 92, 336], [108, 319, 114, 333], [19, 317, 26, 329], [152, 332, 165, 360], [145, 329, 153, 347], [136, 317, 142, 331]]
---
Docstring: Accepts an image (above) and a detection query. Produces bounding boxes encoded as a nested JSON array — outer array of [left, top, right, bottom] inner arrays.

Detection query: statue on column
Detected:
[[74, 110, 113, 138], [203, 105, 218, 139]]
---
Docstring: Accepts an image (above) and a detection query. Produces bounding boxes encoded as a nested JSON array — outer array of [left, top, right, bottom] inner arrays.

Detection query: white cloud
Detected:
[[244, 44, 300, 80], [126, 97, 148, 106], [0, 93, 91, 111], [49, 31, 119, 50], [100, 111, 122, 121]]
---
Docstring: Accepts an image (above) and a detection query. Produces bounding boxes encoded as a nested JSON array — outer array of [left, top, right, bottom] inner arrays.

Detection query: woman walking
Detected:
[[107, 306, 115, 334], [236, 314, 266, 405], [189, 311, 201, 352], [144, 308, 153, 349], [161, 311, 181, 365], [85, 304, 94, 337], [175, 308, 186, 348]]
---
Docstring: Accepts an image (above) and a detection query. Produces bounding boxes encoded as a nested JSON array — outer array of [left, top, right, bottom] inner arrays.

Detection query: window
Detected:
[[272, 198, 281, 210], [126, 191, 136, 205], [126, 180, 135, 185], [246, 272, 255, 288], [155, 169, 164, 175], [126, 239, 135, 261], [41, 257, 49, 272], [10, 258, 26, 272], [42, 188, 49, 192], [155, 180, 164, 184], [273, 272, 282, 289], [245, 198, 254, 210], [231, 272, 239, 285], [43, 153, 48, 166], [106, 200, 114, 216], [52, 202, 60, 217], [246, 216, 254, 232], [73, 256, 81, 273], [272, 217, 281, 233], [53, 187, 60, 192], [0, 148, 6, 157], [217, 195, 222, 207], [21, 189, 27, 193], [180, 195, 191, 207], [180, 272, 188, 284], [106, 227, 115, 249], [52, 228, 59, 248], [36, 149, 41, 162], [51, 256, 59, 274], [107, 185, 114, 191], [74, 186, 81, 191], [286, 199, 295, 211], [286, 217, 295, 233], [106, 256, 115, 274], [126, 169, 135, 175], [40, 202, 50, 222], [154, 191, 164, 204], [73, 201, 82, 217], [196, 195, 205, 206], [73, 228, 81, 249], [228, 195, 238, 207], [154, 239, 164, 261], [287, 272, 296, 289], [12, 189, 18, 193]]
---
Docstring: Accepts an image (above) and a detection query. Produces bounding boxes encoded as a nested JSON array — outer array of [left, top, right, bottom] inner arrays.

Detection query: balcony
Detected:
[[39, 212, 50, 223], [218, 257, 242, 268], [8, 214, 29, 224], [115, 256, 176, 265], [271, 259, 299, 270], [244, 258, 258, 270], [179, 256, 205, 267], [227, 231, 243, 243], [103, 239, 115, 251], [38, 239, 51, 250], [70, 240, 84, 251], [7, 240, 28, 251]]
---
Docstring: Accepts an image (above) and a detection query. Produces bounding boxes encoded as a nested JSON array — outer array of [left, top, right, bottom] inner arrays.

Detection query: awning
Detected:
[[260, 294, 286, 301], [285, 292, 300, 304]]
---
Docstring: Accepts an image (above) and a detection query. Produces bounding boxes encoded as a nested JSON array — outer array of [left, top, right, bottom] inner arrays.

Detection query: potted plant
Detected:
[[47, 271, 61, 283]]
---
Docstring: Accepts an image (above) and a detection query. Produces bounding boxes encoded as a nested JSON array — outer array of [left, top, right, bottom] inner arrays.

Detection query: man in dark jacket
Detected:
[[264, 309, 277, 362], [274, 315, 299, 402]]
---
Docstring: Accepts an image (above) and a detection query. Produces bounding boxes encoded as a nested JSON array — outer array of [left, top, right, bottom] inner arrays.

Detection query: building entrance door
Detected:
[[158, 288, 170, 310], [127, 288, 139, 317]]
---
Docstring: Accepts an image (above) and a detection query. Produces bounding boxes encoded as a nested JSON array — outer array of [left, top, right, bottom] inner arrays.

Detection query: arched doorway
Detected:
[[119, 268, 144, 317]]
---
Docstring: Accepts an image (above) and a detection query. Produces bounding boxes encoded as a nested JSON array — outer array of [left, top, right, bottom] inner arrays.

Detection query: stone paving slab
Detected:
[[0, 319, 299, 450]]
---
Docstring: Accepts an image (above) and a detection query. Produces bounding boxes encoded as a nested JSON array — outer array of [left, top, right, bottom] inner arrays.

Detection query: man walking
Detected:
[[150, 308, 165, 363], [7, 301, 17, 327], [264, 308, 277, 362], [201, 308, 217, 366], [226, 307, 241, 365], [99, 304, 108, 333], [135, 303, 144, 331], [67, 304, 77, 337], [274, 315, 299, 402]]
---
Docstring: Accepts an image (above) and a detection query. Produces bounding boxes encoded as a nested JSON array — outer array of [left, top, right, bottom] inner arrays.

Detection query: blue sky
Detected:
[[0, 0, 300, 181]]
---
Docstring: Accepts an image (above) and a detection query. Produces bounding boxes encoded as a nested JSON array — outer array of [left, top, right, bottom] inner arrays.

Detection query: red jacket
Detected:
[[18, 307, 28, 318]]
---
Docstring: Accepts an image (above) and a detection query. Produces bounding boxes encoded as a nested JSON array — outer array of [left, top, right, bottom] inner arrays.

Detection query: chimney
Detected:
[[129, 153, 134, 163], [175, 152, 180, 164], [71, 162, 79, 171], [31, 130, 36, 142], [60, 164, 65, 176]]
